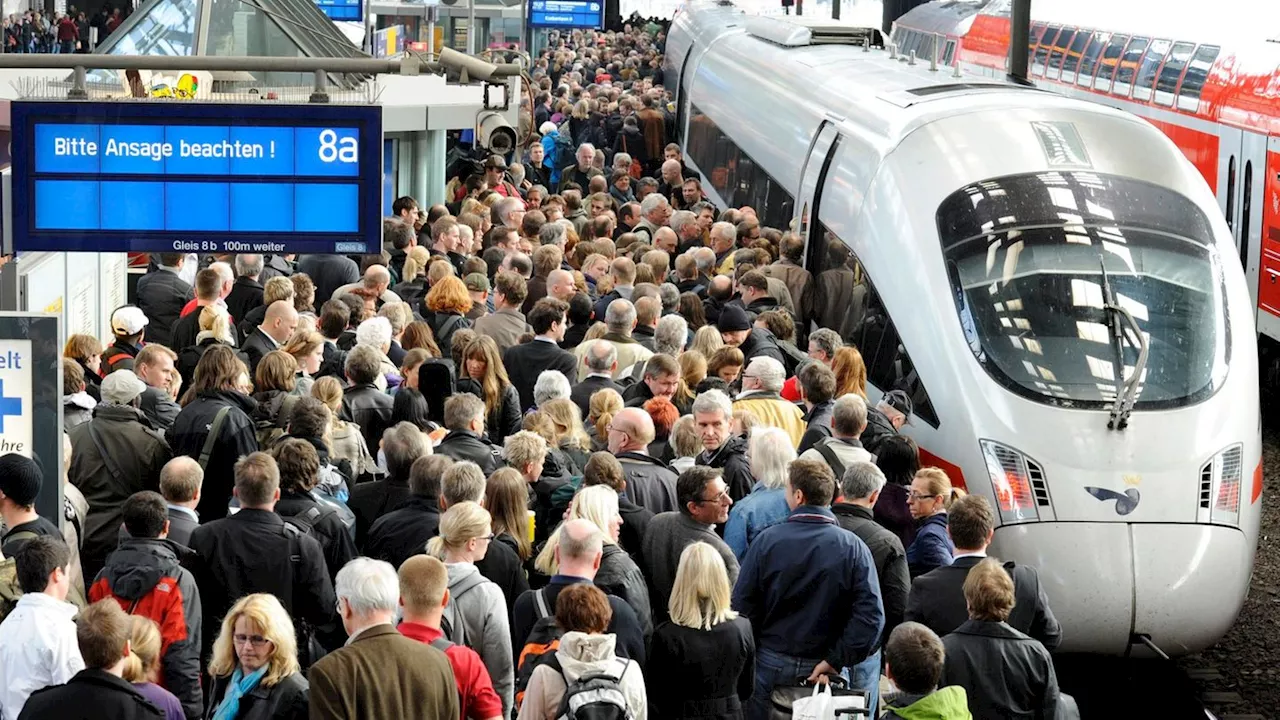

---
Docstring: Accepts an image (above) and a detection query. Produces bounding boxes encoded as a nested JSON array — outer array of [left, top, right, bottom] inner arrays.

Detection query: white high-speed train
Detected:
[[665, 1, 1262, 655]]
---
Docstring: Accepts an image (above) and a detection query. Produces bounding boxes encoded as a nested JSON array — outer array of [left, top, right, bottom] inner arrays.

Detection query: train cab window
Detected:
[[943, 39, 956, 67], [1132, 39, 1171, 101], [1154, 41, 1196, 107], [1113, 36, 1150, 97], [1033, 26, 1060, 76], [1046, 28, 1076, 79], [805, 225, 939, 427], [1077, 32, 1109, 87], [1178, 45, 1221, 112], [1061, 29, 1091, 83], [936, 172, 1229, 412], [1094, 33, 1129, 92]]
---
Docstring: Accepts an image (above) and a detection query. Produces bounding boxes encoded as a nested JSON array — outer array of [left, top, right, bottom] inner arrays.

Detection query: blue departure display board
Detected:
[[313, 0, 362, 22], [529, 0, 603, 29], [12, 101, 383, 255]]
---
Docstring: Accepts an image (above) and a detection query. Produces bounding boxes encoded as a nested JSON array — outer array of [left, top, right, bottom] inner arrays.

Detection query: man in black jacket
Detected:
[[365, 454, 450, 568], [832, 462, 911, 677], [297, 253, 358, 307], [435, 394, 502, 475], [134, 345, 181, 432], [582, 452, 652, 560], [134, 252, 192, 349], [225, 254, 265, 323], [622, 354, 679, 409], [607, 408, 678, 515], [571, 341, 623, 417], [690, 389, 754, 502], [348, 422, 429, 549], [186, 452, 335, 662], [863, 390, 911, 456], [719, 305, 785, 367], [340, 345, 394, 454], [906, 495, 1061, 651], [241, 300, 298, 377], [503, 298, 577, 411], [796, 362, 837, 455], [170, 268, 224, 353]]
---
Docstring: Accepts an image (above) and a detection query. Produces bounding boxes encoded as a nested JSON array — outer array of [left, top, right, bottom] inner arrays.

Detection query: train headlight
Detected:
[[1204, 444, 1243, 526], [980, 440, 1041, 524]]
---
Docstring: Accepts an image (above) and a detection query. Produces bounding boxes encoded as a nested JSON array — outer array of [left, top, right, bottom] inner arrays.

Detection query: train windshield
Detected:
[[936, 171, 1229, 411]]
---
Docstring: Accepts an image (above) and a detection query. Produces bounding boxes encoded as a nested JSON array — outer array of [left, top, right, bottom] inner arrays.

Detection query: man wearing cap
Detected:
[[100, 306, 148, 375], [463, 274, 490, 321], [718, 304, 785, 367], [483, 155, 521, 199], [0, 454, 64, 558], [863, 390, 912, 456], [67, 370, 173, 582]]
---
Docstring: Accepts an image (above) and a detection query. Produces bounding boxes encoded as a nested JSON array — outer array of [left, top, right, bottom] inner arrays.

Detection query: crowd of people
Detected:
[[0, 20, 1076, 720], [1, 4, 124, 55]]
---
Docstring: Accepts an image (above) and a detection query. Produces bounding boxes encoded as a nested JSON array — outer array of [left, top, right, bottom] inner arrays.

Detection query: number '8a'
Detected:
[[318, 129, 358, 163]]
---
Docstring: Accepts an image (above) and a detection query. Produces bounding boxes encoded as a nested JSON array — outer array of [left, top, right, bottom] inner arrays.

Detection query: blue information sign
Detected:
[[529, 0, 603, 29], [13, 101, 383, 255], [313, 0, 362, 22]]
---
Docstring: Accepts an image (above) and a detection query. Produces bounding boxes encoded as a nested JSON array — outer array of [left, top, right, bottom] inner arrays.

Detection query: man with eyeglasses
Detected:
[[733, 459, 885, 719], [606, 407, 678, 514], [641, 465, 740, 625]]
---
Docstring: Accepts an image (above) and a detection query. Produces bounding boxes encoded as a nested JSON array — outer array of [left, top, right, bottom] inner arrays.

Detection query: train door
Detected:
[[1219, 129, 1266, 312], [1257, 138, 1280, 340], [795, 120, 842, 247]]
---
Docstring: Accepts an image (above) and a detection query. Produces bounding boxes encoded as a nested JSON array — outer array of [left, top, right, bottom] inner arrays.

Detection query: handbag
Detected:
[[770, 678, 869, 720]]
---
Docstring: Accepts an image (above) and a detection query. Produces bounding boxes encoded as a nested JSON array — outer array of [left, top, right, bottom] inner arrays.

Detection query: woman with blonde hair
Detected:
[[539, 398, 592, 471], [425, 275, 474, 353], [586, 387, 623, 451], [281, 330, 324, 396], [122, 617, 185, 720], [535, 486, 652, 634], [310, 376, 378, 480], [425, 502, 514, 710], [485, 467, 532, 561], [675, 351, 706, 415], [391, 245, 431, 303], [645, 542, 754, 719], [690, 324, 724, 359], [832, 346, 868, 399], [906, 467, 965, 578], [205, 593, 308, 720], [668, 415, 702, 475], [176, 305, 245, 396], [582, 321, 609, 343], [461, 335, 521, 445]]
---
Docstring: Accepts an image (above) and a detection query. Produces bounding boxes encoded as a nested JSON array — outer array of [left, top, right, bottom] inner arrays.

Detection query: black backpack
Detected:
[[515, 588, 564, 711], [545, 654, 634, 720]]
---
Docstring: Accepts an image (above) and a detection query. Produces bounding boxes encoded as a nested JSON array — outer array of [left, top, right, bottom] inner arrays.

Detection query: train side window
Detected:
[[1154, 41, 1196, 107], [1242, 161, 1254, 269], [808, 228, 939, 428], [1132, 39, 1171, 101], [1225, 155, 1236, 233], [1094, 33, 1129, 92], [943, 39, 956, 66], [1027, 23, 1047, 67], [1033, 26, 1059, 76], [1178, 45, 1220, 112], [1061, 28, 1091, 83], [1113, 36, 1150, 97], [688, 103, 793, 223], [1046, 28, 1075, 79], [1077, 31, 1108, 86]]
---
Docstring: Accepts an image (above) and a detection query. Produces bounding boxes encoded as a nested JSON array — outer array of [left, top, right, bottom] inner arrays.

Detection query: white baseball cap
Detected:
[[111, 306, 149, 336]]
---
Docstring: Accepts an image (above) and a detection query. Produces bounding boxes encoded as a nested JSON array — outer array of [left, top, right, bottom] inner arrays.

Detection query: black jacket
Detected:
[[617, 452, 679, 515], [296, 254, 359, 307], [237, 304, 270, 346], [186, 509, 335, 660], [18, 669, 163, 720], [503, 338, 579, 412], [204, 671, 308, 720], [226, 276, 265, 324], [435, 430, 502, 475], [906, 555, 1062, 651], [622, 379, 655, 408], [559, 322, 592, 351], [737, 327, 785, 367], [595, 543, 653, 636], [241, 327, 279, 377], [698, 435, 754, 502], [340, 383, 393, 457], [167, 390, 259, 520], [941, 620, 1061, 719], [364, 495, 441, 569], [645, 617, 755, 720], [260, 255, 296, 283], [570, 374, 623, 418], [861, 407, 898, 456], [475, 532, 531, 619], [139, 385, 181, 431], [485, 383, 523, 447], [171, 306, 209, 353], [136, 268, 193, 349], [426, 310, 471, 358], [176, 339, 246, 399], [797, 400, 835, 455], [832, 503, 910, 645], [618, 496, 653, 560], [347, 475, 412, 550], [276, 490, 359, 584]]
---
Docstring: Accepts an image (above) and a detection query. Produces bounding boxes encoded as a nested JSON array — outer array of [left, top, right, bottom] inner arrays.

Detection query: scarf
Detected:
[[212, 665, 268, 720]]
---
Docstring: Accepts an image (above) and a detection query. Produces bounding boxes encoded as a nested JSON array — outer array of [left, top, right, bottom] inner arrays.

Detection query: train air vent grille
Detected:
[[1025, 458, 1051, 507], [745, 16, 882, 48], [1198, 459, 1213, 509]]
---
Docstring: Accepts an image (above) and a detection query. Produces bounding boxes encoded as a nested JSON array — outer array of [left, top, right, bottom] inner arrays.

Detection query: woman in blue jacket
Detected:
[[906, 467, 961, 578]]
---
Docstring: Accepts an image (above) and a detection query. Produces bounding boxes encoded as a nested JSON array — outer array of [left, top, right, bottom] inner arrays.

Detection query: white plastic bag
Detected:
[[790, 682, 866, 720]]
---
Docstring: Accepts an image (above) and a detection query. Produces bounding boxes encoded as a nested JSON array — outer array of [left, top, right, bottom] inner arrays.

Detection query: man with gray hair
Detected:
[[310, 557, 459, 720], [832, 461, 911, 706], [799, 393, 873, 476], [533, 370, 572, 408], [782, 327, 845, 401], [226, 253, 264, 322], [654, 314, 687, 358], [632, 192, 671, 244], [732, 356, 806, 447], [658, 282, 680, 314], [691, 389, 754, 501], [572, 298, 654, 381], [570, 340, 623, 417], [560, 142, 597, 192], [668, 210, 701, 253], [612, 151, 633, 177], [348, 421, 429, 546], [537, 220, 568, 250], [334, 264, 402, 307], [435, 394, 501, 474], [494, 195, 526, 232]]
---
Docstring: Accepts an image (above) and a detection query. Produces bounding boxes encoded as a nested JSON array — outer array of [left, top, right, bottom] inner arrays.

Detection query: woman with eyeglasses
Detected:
[[426, 501, 515, 716], [905, 467, 964, 578], [205, 593, 308, 720]]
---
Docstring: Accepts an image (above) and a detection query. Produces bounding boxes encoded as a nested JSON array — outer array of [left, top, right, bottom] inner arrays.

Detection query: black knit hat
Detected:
[[717, 305, 751, 333], [0, 453, 42, 507]]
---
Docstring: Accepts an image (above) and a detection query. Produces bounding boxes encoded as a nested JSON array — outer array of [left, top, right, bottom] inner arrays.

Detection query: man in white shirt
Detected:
[[0, 535, 84, 720]]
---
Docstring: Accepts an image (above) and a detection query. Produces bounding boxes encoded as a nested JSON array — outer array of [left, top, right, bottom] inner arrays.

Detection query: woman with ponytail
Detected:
[[586, 388, 623, 452], [122, 617, 185, 720]]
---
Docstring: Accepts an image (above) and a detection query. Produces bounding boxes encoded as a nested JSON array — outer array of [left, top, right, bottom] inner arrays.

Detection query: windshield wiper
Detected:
[[1099, 259, 1150, 430]]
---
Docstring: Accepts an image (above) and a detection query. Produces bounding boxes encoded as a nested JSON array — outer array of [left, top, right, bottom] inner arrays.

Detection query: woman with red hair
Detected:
[[643, 397, 679, 463]]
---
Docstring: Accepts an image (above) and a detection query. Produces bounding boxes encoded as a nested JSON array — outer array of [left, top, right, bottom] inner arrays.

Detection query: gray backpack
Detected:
[[440, 571, 488, 647]]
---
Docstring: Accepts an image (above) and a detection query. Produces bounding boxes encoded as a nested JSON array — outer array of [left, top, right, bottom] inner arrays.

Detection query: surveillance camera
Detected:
[[477, 111, 516, 155]]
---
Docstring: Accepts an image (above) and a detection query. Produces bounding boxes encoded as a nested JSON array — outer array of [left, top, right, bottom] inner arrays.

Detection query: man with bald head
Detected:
[[242, 300, 299, 375], [657, 159, 684, 202], [652, 226, 678, 256], [572, 298, 654, 381], [633, 296, 661, 351], [607, 407, 678, 514], [334, 264, 401, 307], [546, 268, 577, 303], [510, 518, 647, 662]]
